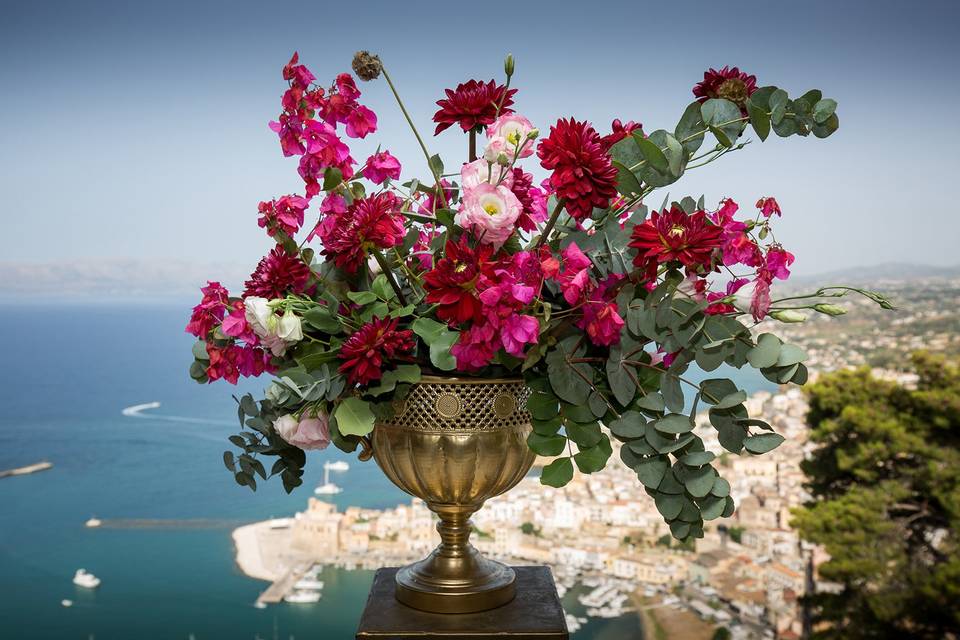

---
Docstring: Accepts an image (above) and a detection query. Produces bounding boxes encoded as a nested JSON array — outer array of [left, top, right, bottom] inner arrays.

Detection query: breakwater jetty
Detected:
[[0, 461, 53, 479]]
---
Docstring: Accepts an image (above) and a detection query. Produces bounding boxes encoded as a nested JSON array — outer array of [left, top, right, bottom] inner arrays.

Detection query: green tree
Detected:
[[792, 352, 960, 639], [711, 628, 731, 640]]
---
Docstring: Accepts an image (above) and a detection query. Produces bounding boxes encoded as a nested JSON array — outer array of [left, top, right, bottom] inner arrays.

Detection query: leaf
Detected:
[[240, 395, 259, 417], [713, 390, 747, 410], [303, 307, 343, 334], [711, 477, 731, 497], [636, 392, 665, 413], [347, 291, 377, 305], [413, 318, 458, 371], [747, 333, 781, 368], [638, 130, 686, 187], [628, 439, 656, 455], [322, 167, 343, 191], [698, 495, 726, 520], [776, 344, 808, 367], [428, 153, 444, 177], [636, 135, 669, 173], [743, 433, 785, 454], [545, 338, 593, 405], [675, 101, 706, 155], [682, 465, 717, 498], [812, 113, 839, 138], [701, 98, 743, 147], [609, 411, 647, 439], [527, 432, 567, 456], [654, 413, 694, 434], [527, 392, 560, 420], [612, 160, 643, 196], [670, 521, 691, 539], [655, 492, 684, 520], [606, 344, 637, 406], [222, 451, 235, 471], [367, 364, 421, 397], [636, 456, 669, 488], [588, 392, 607, 418], [371, 274, 396, 301], [608, 134, 644, 168], [680, 451, 715, 466], [747, 96, 771, 141], [565, 421, 603, 448], [812, 98, 837, 124], [769, 89, 789, 124], [573, 435, 612, 473], [334, 397, 376, 437], [660, 374, 684, 413], [531, 416, 562, 436], [540, 457, 574, 488], [700, 378, 738, 404]]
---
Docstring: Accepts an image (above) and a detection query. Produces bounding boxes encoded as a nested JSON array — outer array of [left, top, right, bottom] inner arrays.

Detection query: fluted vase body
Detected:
[[370, 377, 536, 613]]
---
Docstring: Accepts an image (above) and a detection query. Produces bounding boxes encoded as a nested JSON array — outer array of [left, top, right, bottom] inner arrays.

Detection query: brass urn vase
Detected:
[[367, 376, 536, 613]]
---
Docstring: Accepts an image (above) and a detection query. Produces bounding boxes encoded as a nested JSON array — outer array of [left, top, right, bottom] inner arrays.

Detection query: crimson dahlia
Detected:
[[318, 192, 404, 273], [629, 206, 723, 278], [338, 317, 415, 385], [692, 66, 758, 112], [538, 118, 618, 221], [243, 246, 310, 299], [433, 79, 516, 135], [422, 238, 497, 326]]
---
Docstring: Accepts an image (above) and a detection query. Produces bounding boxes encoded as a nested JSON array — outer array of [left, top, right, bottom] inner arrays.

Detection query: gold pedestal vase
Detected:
[[365, 377, 536, 614]]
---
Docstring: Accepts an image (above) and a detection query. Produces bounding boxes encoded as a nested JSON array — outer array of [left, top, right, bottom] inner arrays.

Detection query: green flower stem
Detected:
[[534, 198, 568, 249], [380, 65, 449, 209], [371, 251, 407, 305]]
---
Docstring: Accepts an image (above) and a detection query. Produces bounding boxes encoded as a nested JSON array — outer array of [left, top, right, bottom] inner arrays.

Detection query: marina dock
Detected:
[[256, 565, 311, 605], [0, 461, 53, 479]]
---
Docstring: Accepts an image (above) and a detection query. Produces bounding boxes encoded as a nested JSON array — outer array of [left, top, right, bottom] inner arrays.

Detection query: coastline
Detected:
[[232, 522, 280, 582]]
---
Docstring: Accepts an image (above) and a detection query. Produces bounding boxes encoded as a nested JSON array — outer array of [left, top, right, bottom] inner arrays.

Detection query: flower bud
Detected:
[[814, 303, 847, 316], [496, 152, 510, 166], [526, 128, 539, 140], [504, 53, 515, 77], [770, 310, 807, 323]]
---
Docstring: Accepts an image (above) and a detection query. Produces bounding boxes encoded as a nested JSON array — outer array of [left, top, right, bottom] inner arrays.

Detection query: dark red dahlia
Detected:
[[433, 79, 517, 135], [338, 316, 415, 385], [508, 168, 547, 232], [422, 238, 497, 326], [243, 246, 310, 299], [599, 119, 643, 150], [629, 205, 722, 278], [318, 192, 404, 273], [692, 66, 757, 112], [537, 118, 619, 221]]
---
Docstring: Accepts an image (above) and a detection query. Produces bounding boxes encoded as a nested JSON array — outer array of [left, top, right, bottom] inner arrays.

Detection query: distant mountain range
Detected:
[[0, 259, 957, 301]]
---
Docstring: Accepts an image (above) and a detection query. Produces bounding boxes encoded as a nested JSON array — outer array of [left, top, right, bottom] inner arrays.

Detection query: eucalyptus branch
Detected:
[[534, 198, 568, 249], [371, 251, 407, 305]]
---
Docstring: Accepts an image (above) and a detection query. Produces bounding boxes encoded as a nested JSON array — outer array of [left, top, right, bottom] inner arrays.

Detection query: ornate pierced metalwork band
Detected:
[[380, 380, 531, 431]]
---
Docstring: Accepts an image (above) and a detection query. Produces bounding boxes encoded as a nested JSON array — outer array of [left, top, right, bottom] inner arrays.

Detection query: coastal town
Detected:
[[232, 275, 957, 639]]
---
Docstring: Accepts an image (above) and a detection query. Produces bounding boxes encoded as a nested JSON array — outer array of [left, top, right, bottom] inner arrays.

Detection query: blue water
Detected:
[[0, 303, 773, 639]]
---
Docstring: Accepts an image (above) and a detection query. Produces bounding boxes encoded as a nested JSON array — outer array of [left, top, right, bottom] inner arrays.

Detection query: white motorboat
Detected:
[[85, 517, 102, 528], [314, 462, 344, 495], [284, 590, 321, 604], [293, 577, 325, 590], [253, 601, 267, 609], [61, 599, 73, 607], [73, 569, 101, 589], [325, 460, 349, 472]]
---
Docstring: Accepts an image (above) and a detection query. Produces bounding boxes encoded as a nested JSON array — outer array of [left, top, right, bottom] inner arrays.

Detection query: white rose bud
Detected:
[[277, 309, 303, 344]]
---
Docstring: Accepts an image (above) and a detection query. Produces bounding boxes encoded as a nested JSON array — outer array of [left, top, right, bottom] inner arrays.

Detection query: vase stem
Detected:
[[434, 505, 475, 559]]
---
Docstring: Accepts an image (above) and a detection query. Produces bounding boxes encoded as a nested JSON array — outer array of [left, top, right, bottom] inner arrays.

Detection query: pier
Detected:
[[256, 565, 310, 605], [0, 461, 53, 479]]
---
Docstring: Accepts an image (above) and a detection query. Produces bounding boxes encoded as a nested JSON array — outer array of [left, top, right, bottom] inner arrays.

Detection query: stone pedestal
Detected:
[[355, 566, 569, 640]]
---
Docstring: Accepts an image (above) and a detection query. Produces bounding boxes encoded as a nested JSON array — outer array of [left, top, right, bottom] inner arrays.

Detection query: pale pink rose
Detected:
[[460, 159, 514, 190], [455, 183, 522, 249], [486, 114, 536, 158], [274, 412, 331, 450]]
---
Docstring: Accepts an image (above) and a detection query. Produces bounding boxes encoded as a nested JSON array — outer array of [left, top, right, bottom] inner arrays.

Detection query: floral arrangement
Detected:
[[187, 52, 891, 540]]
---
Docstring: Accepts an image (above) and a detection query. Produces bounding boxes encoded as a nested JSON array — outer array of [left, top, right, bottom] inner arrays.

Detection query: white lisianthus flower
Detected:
[[486, 113, 536, 158], [244, 297, 277, 336], [244, 297, 300, 356], [455, 183, 522, 249]]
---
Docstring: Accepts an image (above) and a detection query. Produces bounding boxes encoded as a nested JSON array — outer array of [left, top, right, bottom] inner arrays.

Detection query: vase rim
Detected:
[[418, 375, 524, 385]]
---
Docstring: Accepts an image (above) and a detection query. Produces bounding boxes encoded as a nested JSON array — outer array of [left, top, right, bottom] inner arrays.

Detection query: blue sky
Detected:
[[2, 0, 958, 277]]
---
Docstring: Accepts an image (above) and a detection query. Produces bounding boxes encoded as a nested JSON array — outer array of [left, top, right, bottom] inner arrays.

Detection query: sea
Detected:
[[0, 302, 773, 639]]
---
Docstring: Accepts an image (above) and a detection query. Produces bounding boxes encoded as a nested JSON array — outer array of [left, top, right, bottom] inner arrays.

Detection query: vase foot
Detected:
[[394, 552, 517, 614]]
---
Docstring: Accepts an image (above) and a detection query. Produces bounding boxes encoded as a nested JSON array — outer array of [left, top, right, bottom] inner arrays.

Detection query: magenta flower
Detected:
[[756, 197, 781, 218], [556, 242, 593, 305], [451, 322, 498, 371], [500, 315, 540, 357], [345, 105, 377, 138], [185, 281, 229, 338], [363, 151, 402, 184], [282, 52, 315, 89], [268, 114, 305, 157], [257, 195, 308, 238], [766, 246, 795, 280], [221, 301, 258, 344]]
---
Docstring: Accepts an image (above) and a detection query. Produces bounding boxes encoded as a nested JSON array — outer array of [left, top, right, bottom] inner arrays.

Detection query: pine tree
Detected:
[[792, 352, 960, 639]]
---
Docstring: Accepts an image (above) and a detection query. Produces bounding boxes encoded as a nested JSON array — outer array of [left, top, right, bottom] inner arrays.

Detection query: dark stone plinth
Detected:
[[356, 566, 569, 640]]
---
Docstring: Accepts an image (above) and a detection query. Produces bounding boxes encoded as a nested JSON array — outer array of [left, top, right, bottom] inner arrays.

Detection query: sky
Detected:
[[1, 0, 958, 280]]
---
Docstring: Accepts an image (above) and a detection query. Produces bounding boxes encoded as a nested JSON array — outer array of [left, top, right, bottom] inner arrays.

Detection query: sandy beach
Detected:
[[232, 522, 280, 582]]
